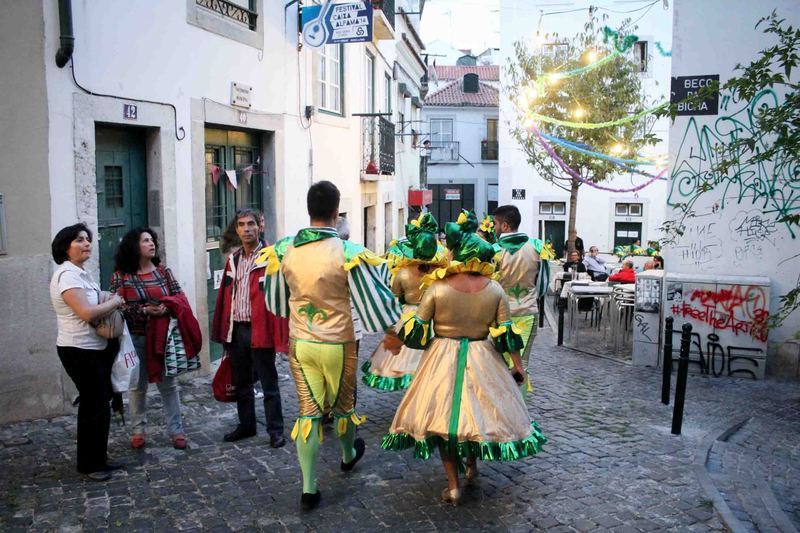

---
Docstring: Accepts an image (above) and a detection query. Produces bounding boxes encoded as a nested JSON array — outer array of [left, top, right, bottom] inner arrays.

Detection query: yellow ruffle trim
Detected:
[[254, 245, 281, 275], [420, 258, 500, 290], [489, 322, 523, 338], [540, 242, 556, 261], [388, 249, 449, 277], [335, 411, 367, 436], [344, 250, 386, 272], [290, 417, 324, 443]]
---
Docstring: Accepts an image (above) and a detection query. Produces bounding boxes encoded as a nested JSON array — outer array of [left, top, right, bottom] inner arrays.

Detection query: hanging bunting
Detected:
[[526, 102, 667, 130], [210, 164, 221, 185], [225, 169, 238, 190]]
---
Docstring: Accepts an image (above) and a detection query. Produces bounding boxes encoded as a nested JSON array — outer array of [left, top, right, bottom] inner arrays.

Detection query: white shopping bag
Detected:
[[111, 323, 139, 392]]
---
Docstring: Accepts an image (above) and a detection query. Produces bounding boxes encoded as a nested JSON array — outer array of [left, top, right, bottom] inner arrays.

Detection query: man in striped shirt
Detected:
[[256, 181, 401, 511], [211, 209, 288, 447]]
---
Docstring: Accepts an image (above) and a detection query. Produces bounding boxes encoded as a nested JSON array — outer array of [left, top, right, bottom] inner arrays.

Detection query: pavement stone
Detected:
[[0, 319, 798, 531]]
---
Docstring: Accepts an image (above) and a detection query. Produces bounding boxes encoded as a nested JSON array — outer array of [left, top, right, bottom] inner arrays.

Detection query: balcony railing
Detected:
[[429, 141, 460, 163], [373, 0, 395, 30], [196, 0, 257, 30], [362, 116, 395, 176], [481, 140, 499, 161]]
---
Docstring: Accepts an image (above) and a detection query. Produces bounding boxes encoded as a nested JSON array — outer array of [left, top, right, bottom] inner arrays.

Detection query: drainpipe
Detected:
[[55, 0, 74, 68]]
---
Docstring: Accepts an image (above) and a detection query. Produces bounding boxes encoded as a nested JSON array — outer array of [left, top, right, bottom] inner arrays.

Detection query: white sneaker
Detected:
[[254, 388, 264, 399]]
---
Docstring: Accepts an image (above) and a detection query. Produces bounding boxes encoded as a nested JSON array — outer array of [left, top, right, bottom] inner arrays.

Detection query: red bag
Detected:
[[212, 354, 236, 402]]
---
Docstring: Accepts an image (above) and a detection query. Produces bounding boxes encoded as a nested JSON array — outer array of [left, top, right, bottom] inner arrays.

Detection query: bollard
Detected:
[[557, 296, 567, 346], [661, 317, 674, 405], [538, 295, 546, 331], [671, 323, 692, 435]]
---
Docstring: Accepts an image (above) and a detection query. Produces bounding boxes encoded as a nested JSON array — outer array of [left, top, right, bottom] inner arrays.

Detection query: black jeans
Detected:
[[229, 322, 284, 437], [589, 271, 608, 282], [57, 342, 117, 473]]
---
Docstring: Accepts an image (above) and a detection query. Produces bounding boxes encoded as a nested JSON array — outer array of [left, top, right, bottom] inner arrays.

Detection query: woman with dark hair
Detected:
[[50, 223, 125, 481], [109, 227, 187, 450]]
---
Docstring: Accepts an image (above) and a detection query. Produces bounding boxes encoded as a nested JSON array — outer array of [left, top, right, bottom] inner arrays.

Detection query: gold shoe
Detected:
[[441, 487, 461, 505], [465, 463, 479, 483]]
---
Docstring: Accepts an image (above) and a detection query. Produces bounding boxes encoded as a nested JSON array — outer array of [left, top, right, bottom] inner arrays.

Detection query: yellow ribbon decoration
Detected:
[[456, 211, 468, 226], [254, 245, 281, 275], [343, 250, 386, 271]]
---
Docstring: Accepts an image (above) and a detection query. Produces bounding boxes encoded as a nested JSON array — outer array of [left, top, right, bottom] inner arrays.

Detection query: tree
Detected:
[[507, 16, 660, 256], [659, 11, 799, 331]]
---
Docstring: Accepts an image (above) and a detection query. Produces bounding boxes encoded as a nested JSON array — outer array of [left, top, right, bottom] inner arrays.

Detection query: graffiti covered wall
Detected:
[[666, 0, 800, 348]]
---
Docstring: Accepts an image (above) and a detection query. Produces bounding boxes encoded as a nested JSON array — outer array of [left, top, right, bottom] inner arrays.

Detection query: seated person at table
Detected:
[[562, 251, 586, 274], [609, 260, 636, 283], [582, 247, 607, 281]]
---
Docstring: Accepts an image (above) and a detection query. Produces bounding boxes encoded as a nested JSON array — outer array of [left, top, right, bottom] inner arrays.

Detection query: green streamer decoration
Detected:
[[527, 102, 667, 129]]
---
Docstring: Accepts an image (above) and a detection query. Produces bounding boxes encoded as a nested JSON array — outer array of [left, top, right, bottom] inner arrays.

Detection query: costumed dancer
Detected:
[[256, 181, 401, 511], [381, 210, 546, 504], [362, 212, 448, 391], [492, 205, 551, 390]]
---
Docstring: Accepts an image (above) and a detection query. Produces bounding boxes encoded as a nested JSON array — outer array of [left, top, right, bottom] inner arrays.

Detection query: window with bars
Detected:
[[318, 44, 343, 114], [104, 166, 124, 208], [205, 141, 263, 240]]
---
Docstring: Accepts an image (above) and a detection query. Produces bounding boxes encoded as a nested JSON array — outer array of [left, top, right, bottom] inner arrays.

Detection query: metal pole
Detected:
[[671, 323, 692, 435], [557, 296, 567, 346], [661, 317, 674, 405]]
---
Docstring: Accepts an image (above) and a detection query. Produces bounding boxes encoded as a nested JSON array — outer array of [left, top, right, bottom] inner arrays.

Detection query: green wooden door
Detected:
[[614, 222, 642, 248], [544, 220, 565, 258], [96, 126, 147, 289], [205, 128, 262, 362]]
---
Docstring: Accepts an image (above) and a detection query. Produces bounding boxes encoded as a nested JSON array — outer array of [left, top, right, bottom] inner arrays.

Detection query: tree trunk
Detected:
[[566, 177, 580, 258]]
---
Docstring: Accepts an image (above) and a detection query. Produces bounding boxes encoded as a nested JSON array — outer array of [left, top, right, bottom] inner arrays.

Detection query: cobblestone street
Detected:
[[1, 320, 798, 532]]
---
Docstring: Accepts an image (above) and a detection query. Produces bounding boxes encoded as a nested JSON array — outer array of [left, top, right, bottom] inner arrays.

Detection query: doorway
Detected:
[[614, 222, 642, 248], [95, 126, 148, 289], [543, 220, 566, 258]]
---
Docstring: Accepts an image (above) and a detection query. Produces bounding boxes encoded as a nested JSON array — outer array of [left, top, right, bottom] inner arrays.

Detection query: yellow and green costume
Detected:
[[382, 211, 546, 461], [257, 227, 401, 494], [495, 232, 551, 390], [362, 213, 447, 391]]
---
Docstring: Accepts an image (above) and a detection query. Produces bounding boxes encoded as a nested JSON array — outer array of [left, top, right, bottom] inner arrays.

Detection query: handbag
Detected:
[[212, 354, 236, 402], [164, 317, 201, 377], [111, 323, 139, 392], [95, 291, 125, 339]]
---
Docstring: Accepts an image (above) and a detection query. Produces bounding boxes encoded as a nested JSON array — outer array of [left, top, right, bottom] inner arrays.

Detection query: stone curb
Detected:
[[693, 416, 751, 533]]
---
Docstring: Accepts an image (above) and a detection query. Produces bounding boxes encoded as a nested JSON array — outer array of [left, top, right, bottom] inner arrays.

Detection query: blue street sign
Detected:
[[302, 1, 373, 47]]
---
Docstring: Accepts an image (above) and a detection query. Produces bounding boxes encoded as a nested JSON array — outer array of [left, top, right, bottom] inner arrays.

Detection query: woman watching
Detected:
[[109, 228, 187, 450], [50, 223, 125, 481]]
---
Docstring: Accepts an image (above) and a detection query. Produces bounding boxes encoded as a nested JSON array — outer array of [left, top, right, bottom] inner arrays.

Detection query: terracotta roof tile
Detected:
[[430, 65, 500, 81], [425, 80, 499, 107]]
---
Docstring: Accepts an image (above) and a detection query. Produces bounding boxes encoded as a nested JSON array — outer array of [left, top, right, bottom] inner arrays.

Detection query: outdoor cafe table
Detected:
[[558, 281, 614, 346]]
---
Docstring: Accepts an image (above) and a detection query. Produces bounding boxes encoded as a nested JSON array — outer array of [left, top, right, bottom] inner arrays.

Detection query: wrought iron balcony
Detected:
[[196, 0, 257, 30], [429, 141, 460, 163], [362, 116, 395, 176], [481, 140, 499, 161], [372, 0, 395, 39]]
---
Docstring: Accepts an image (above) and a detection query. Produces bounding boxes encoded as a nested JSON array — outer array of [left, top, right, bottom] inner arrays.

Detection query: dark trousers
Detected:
[[57, 343, 117, 473], [589, 271, 609, 282], [229, 322, 284, 437]]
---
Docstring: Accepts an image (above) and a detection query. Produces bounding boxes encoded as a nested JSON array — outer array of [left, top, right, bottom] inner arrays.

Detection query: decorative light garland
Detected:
[[530, 122, 667, 193], [527, 102, 667, 129]]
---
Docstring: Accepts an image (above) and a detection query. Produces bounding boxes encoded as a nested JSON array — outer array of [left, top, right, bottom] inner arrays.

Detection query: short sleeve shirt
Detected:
[[50, 261, 108, 350]]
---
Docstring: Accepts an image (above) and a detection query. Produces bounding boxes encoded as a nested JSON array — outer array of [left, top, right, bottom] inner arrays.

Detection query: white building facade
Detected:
[[422, 65, 500, 226], [499, 0, 673, 257], [0, 0, 427, 423]]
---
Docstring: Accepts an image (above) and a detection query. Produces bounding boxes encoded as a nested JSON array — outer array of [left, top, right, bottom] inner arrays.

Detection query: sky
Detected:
[[420, 0, 500, 54]]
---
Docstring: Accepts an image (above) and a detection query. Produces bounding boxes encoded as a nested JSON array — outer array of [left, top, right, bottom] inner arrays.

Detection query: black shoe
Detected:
[[224, 427, 256, 442], [82, 471, 111, 482], [102, 461, 125, 471], [269, 434, 286, 448], [300, 490, 321, 511], [340, 438, 365, 472]]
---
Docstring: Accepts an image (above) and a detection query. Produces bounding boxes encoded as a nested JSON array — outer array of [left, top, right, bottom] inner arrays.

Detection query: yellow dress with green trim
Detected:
[[362, 266, 427, 391], [381, 270, 546, 461]]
